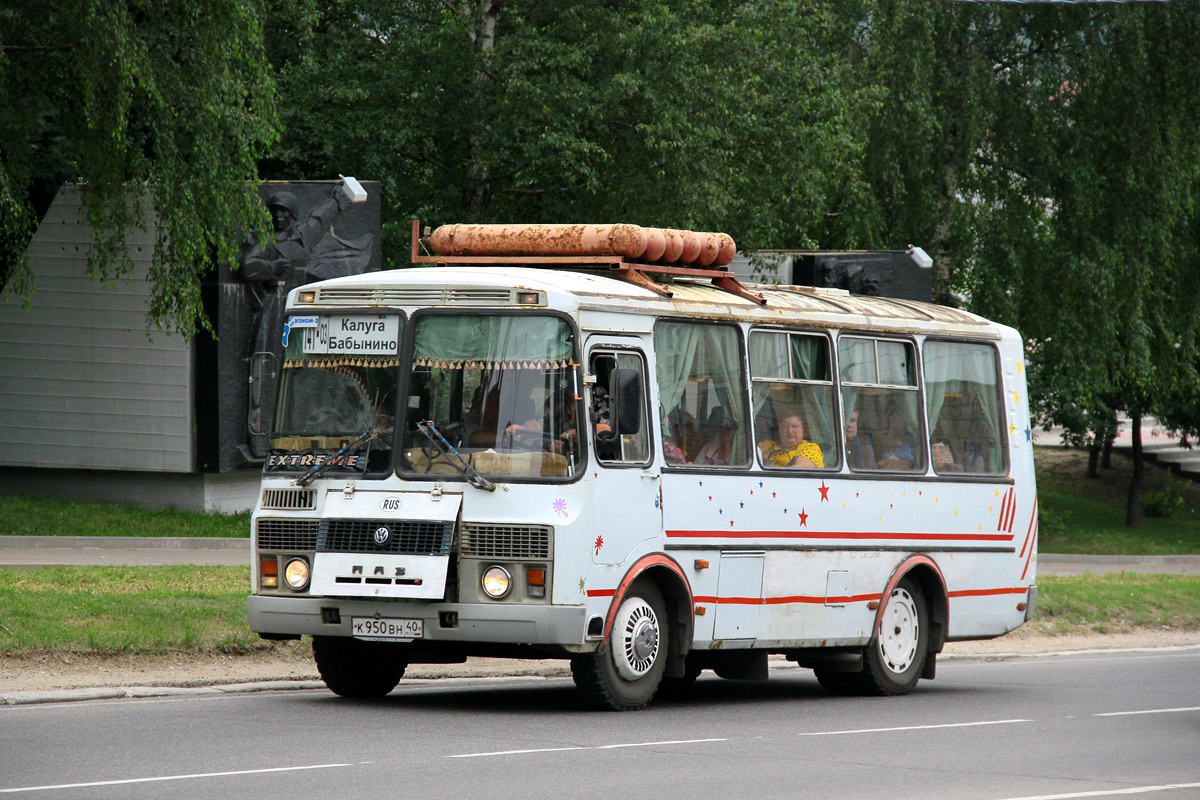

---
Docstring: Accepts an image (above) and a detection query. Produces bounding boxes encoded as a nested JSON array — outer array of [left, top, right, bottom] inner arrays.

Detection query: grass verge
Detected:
[[0, 495, 249, 538], [1, 567, 1196, 658]]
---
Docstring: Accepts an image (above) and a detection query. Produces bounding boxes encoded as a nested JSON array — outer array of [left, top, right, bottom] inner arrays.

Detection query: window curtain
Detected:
[[656, 322, 748, 463], [414, 316, 572, 364], [924, 341, 1003, 473]]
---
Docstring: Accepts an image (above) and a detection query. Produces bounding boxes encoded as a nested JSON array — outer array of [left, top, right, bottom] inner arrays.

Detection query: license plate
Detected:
[[351, 616, 423, 641]]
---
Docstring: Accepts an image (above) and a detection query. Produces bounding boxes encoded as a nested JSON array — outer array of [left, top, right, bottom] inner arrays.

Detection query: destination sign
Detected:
[[303, 315, 399, 355]]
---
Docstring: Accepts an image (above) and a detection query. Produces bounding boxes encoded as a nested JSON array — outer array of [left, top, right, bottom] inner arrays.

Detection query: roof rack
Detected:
[[408, 219, 766, 306]]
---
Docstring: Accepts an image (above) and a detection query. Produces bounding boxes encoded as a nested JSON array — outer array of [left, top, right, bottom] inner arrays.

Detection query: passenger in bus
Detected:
[[695, 407, 737, 466], [845, 409, 875, 469], [759, 409, 823, 468]]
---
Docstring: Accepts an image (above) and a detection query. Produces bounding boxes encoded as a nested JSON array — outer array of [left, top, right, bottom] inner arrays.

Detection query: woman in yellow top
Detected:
[[759, 412, 823, 468]]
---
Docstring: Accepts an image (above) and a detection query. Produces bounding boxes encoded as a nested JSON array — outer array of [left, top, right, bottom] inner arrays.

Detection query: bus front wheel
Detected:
[[312, 635, 408, 698], [571, 579, 668, 711], [858, 577, 929, 696]]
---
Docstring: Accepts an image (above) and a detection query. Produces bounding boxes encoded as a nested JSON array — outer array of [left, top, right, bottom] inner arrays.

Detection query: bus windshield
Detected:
[[268, 313, 401, 477], [400, 313, 581, 481]]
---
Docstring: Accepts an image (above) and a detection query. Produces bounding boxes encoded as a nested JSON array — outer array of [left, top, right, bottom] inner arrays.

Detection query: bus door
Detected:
[[586, 341, 660, 566]]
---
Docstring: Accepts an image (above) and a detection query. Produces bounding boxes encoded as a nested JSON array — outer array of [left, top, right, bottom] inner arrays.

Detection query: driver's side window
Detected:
[[590, 351, 651, 465]]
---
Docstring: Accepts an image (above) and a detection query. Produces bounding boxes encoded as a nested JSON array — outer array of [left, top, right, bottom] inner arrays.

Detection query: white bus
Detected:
[[247, 221, 1038, 710]]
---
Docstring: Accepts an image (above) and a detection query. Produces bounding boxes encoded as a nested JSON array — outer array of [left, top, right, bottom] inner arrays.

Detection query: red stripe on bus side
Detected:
[[1019, 496, 1038, 558], [1022, 520, 1038, 581], [949, 586, 1029, 598], [586, 589, 616, 598], [665, 530, 1014, 542], [998, 487, 1015, 533]]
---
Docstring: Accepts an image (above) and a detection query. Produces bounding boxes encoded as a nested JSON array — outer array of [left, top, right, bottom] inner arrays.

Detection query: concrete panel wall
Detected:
[[0, 186, 194, 472]]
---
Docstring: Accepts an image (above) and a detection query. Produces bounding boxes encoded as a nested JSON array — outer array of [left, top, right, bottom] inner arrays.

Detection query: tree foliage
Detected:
[[0, 0, 283, 335], [849, 3, 1200, 526], [263, 0, 875, 260]]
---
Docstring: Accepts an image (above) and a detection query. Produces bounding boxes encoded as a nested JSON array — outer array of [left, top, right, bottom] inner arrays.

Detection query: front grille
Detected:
[[319, 519, 454, 556], [261, 489, 317, 511], [461, 523, 552, 559], [256, 518, 320, 551]]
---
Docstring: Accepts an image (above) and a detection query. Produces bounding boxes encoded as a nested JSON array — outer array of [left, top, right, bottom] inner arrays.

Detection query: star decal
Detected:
[[1025, 428, 1032, 442], [1017, 360, 1024, 374], [730, 520, 736, 527], [818, 480, 830, 502], [1013, 392, 1021, 405], [798, 508, 808, 526], [1009, 423, 1016, 435], [739, 502, 744, 509], [579, 578, 586, 592], [772, 491, 777, 498]]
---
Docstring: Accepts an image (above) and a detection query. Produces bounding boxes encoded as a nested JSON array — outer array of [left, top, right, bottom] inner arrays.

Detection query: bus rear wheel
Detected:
[[312, 635, 409, 698], [855, 577, 928, 696], [571, 579, 668, 711]]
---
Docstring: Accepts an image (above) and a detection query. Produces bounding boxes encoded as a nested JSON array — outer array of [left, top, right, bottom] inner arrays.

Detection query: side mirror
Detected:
[[614, 368, 642, 435], [247, 351, 276, 435]]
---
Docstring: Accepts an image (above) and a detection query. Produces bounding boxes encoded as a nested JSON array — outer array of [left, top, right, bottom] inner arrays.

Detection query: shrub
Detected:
[[1143, 482, 1185, 518]]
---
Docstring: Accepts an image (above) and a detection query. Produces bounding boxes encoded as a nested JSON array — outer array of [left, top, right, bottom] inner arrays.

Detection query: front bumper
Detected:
[[248, 595, 589, 648]]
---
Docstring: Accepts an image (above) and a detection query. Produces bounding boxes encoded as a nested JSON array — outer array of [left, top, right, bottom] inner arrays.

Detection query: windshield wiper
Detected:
[[293, 429, 379, 487], [417, 420, 496, 492]]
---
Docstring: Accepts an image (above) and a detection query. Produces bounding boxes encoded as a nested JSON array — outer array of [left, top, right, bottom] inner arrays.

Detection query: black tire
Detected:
[[658, 659, 703, 699], [571, 579, 668, 711], [312, 635, 409, 698], [813, 668, 857, 696], [853, 577, 929, 696]]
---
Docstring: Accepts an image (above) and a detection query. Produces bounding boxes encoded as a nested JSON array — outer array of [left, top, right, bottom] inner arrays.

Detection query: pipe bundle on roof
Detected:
[[428, 223, 736, 268]]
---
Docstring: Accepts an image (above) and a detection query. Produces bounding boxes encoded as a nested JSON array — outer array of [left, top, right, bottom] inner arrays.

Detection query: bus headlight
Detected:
[[482, 566, 512, 599], [284, 558, 311, 591]]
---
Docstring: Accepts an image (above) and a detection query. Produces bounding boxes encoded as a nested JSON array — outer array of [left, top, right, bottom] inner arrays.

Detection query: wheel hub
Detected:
[[612, 596, 661, 680], [879, 587, 919, 674]]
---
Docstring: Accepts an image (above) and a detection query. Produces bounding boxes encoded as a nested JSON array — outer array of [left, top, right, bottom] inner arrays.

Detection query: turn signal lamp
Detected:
[[527, 567, 546, 598], [298, 290, 316, 304], [516, 291, 540, 305], [261, 557, 279, 589]]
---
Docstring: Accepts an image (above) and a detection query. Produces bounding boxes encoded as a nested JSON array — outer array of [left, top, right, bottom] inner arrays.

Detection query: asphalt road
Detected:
[[2, 647, 1198, 800]]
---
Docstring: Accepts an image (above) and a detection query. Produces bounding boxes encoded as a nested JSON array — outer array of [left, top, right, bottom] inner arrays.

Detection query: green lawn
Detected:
[[1, 567, 1194, 657], [0, 495, 249, 538], [1035, 447, 1200, 555]]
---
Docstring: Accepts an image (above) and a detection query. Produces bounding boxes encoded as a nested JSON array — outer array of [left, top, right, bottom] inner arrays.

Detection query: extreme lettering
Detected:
[[268, 453, 364, 469]]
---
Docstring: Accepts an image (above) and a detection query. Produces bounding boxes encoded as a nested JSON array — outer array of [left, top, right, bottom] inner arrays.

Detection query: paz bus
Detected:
[[247, 221, 1038, 710]]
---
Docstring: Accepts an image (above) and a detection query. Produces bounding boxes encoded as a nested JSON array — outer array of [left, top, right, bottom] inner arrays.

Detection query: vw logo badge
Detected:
[[373, 526, 391, 546]]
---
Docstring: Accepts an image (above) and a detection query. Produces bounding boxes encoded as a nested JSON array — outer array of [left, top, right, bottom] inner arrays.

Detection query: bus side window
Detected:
[[923, 340, 1007, 475], [839, 336, 925, 473], [749, 330, 838, 470], [590, 352, 651, 465], [654, 321, 750, 467]]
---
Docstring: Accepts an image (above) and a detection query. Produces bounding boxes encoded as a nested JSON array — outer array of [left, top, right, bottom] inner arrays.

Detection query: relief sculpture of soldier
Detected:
[[238, 178, 373, 459]]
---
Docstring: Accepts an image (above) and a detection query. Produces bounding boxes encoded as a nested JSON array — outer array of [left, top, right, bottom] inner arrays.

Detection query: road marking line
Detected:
[[797, 719, 1031, 736], [0, 764, 353, 794], [1095, 706, 1200, 717], [449, 738, 727, 759], [994, 782, 1200, 799]]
